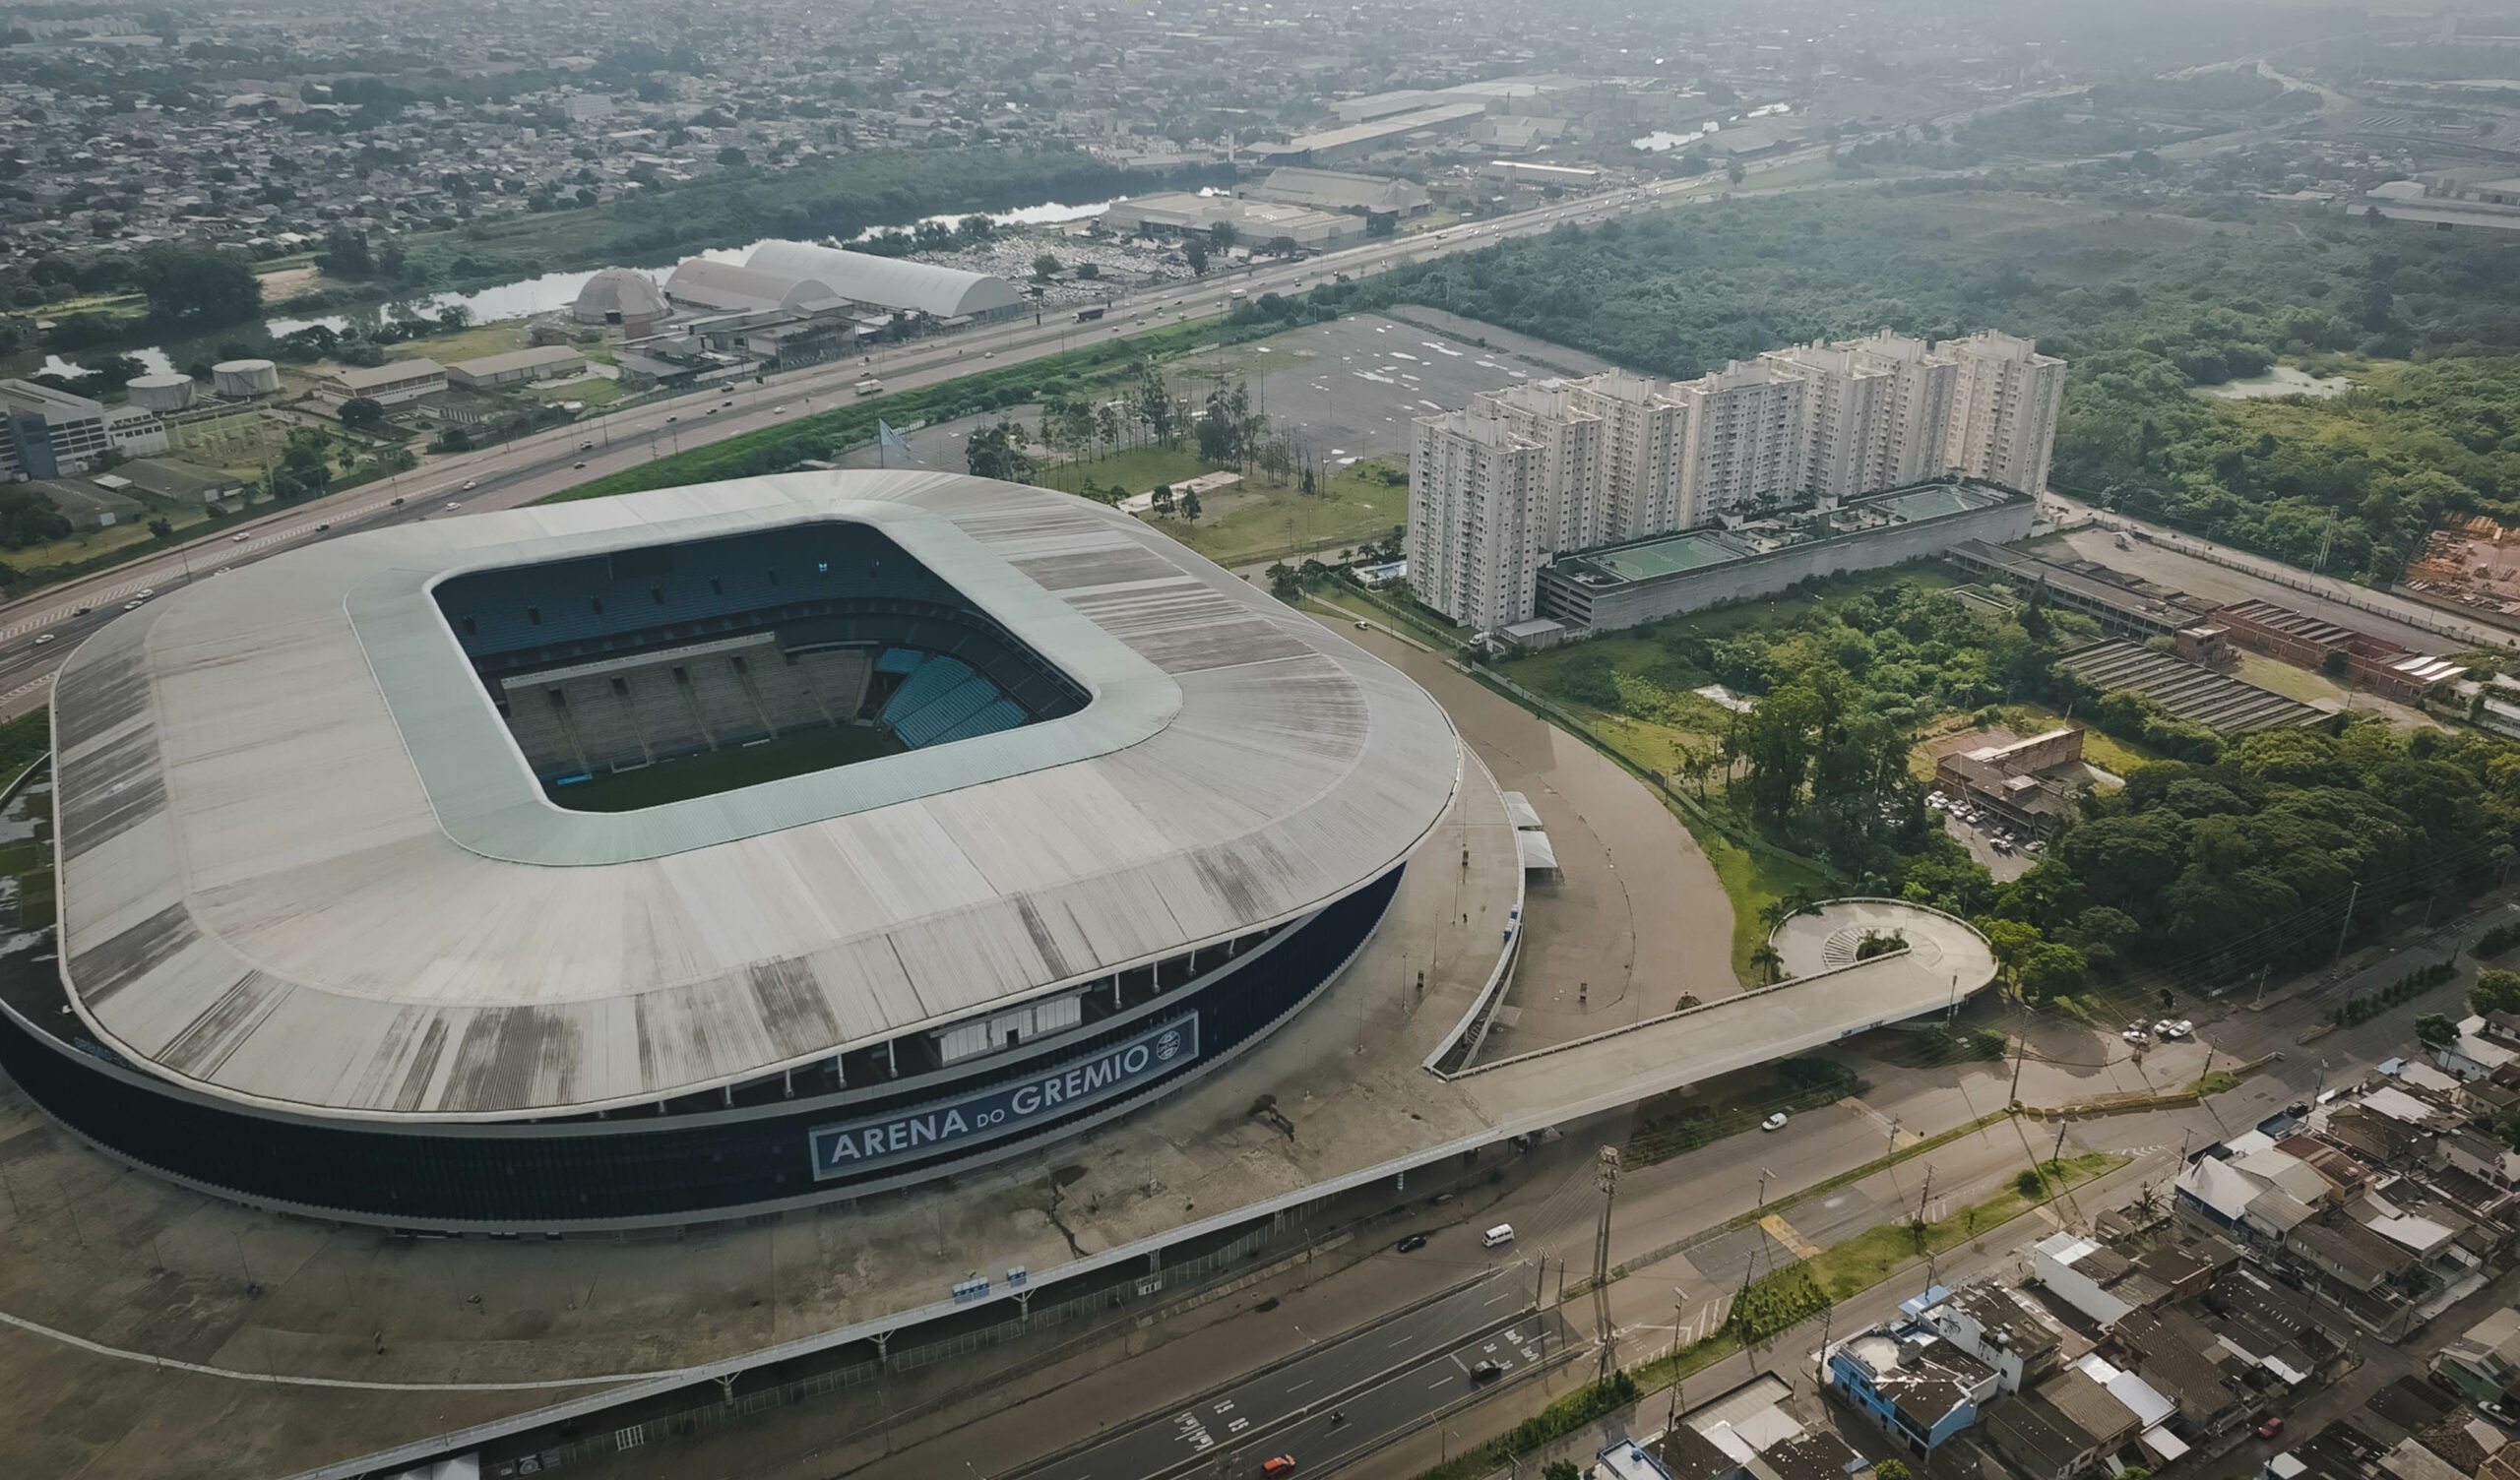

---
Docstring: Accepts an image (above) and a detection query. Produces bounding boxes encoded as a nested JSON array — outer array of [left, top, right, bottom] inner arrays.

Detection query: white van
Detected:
[[1482, 1223, 1516, 1249]]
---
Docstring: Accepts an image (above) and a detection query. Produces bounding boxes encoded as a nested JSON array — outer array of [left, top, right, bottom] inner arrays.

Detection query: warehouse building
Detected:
[[1103, 191, 1368, 250], [447, 345, 589, 390], [1242, 167, 1433, 225], [319, 358, 446, 407]]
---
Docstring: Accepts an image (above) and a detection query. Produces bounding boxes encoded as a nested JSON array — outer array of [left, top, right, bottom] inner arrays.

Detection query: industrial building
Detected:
[[9, 471, 1458, 1232], [568, 267, 672, 336], [1102, 191, 1367, 250], [1532, 480, 2036, 636], [2209, 598, 2467, 703], [319, 358, 447, 407], [2053, 641, 2332, 735], [1268, 101, 1490, 165], [1407, 331, 2066, 633], [1944, 541, 2214, 640], [1933, 726, 2091, 837], [1241, 166, 1433, 225], [445, 344, 588, 390], [0, 378, 167, 479], [666, 242, 1027, 326]]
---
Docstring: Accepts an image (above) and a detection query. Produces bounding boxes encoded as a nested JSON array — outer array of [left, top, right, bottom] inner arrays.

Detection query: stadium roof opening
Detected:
[[430, 522, 1089, 812]]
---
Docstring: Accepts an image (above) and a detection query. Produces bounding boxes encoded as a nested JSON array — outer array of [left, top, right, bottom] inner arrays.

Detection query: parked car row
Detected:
[[1925, 789, 2044, 856]]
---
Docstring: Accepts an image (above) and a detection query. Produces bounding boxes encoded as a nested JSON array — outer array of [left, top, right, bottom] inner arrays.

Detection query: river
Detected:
[[13, 197, 1122, 380]]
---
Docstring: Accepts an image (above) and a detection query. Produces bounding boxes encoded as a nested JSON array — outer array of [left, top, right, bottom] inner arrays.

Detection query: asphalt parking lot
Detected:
[[1224, 311, 1619, 464]]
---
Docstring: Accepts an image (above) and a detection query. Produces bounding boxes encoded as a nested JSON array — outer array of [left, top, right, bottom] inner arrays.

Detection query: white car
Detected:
[[1760, 1112, 1789, 1132], [137, 588, 155, 598], [2121, 1028, 2149, 1046], [462, 479, 477, 491], [230, 532, 249, 543], [34, 633, 55, 646], [773, 404, 788, 413], [122, 599, 144, 611], [444, 502, 462, 512]]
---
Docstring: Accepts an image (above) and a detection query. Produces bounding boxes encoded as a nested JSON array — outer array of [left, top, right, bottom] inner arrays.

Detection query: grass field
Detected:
[[384, 319, 533, 366], [1806, 1151, 2122, 1299], [550, 725, 906, 812], [1163, 461, 1407, 568], [1038, 445, 1210, 497]]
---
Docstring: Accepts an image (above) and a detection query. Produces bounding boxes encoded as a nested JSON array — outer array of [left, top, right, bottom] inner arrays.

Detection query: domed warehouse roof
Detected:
[[571, 266, 670, 326]]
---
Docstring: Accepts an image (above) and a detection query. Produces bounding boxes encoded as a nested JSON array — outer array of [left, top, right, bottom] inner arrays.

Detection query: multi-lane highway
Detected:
[[1015, 1265, 1570, 1480], [0, 146, 1833, 722]]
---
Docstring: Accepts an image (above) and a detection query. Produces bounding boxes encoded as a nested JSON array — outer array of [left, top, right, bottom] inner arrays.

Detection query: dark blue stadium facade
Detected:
[[0, 821, 1401, 1231]]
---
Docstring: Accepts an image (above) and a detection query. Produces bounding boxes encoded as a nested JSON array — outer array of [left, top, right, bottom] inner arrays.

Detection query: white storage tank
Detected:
[[212, 359, 281, 399], [126, 372, 196, 413]]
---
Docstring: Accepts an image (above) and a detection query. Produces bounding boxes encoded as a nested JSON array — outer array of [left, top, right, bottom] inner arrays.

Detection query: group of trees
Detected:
[[1516, 565, 2520, 1007], [1318, 186, 2520, 585]]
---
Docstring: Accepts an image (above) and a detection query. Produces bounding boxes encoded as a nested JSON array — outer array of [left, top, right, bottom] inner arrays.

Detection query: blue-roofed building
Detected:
[[1826, 1309, 2001, 1456]]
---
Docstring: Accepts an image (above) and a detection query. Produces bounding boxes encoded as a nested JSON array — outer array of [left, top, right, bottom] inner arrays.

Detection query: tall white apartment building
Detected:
[[1942, 330, 2066, 496], [1841, 331, 1962, 490], [1476, 381, 1606, 554], [1668, 359, 1811, 526], [1409, 402, 1547, 631], [1402, 329, 2063, 631], [1565, 371, 1688, 541], [1760, 339, 1892, 504]]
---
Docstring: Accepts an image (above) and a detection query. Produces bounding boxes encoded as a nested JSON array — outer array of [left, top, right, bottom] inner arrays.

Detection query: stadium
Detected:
[[0, 471, 1461, 1232]]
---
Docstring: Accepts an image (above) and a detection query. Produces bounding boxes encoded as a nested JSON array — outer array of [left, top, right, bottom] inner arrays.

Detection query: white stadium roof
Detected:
[[743, 241, 1026, 318], [50, 472, 1459, 1121]]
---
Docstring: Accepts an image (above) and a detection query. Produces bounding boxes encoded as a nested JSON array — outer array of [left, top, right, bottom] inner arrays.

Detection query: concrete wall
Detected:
[[1539, 497, 2033, 632]]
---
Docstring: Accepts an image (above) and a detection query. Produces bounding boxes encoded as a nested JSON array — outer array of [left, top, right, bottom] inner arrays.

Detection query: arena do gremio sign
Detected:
[[808, 1017, 1199, 1179]]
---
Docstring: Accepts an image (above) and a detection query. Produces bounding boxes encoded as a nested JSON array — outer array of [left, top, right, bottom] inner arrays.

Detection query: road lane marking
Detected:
[[1759, 1212, 1823, 1261]]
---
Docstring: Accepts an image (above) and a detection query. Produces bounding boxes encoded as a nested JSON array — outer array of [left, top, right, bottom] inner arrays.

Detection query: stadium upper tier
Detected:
[[47, 472, 1461, 1124]]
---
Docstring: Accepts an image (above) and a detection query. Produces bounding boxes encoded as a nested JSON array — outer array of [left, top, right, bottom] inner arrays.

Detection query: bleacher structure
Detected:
[[438, 522, 1086, 794]]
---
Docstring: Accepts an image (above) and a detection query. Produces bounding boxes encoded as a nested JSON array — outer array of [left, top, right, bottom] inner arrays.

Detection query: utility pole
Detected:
[[1593, 1144, 1622, 1381], [2333, 880, 2362, 965], [2007, 1024, 2029, 1106]]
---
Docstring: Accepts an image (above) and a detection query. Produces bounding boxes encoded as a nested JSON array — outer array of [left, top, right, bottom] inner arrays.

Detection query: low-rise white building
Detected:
[[321, 359, 447, 407]]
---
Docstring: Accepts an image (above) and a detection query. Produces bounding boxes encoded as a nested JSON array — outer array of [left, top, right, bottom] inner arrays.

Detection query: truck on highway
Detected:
[[1074, 305, 1106, 323], [853, 377, 883, 397]]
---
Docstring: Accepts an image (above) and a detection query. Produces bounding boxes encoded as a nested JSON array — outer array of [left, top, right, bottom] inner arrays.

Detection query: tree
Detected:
[[1725, 159, 1746, 185], [1031, 252, 1062, 280], [147, 517, 173, 540], [1748, 942, 1785, 985], [1180, 489, 1203, 523], [2417, 1014, 2461, 1049], [1544, 1463, 1583, 1480], [131, 244, 261, 328], [965, 421, 1036, 483], [1150, 484, 1175, 518], [1874, 1461, 1912, 1480], [337, 397, 387, 433], [1210, 222, 1238, 251], [2477, 968, 2520, 1017], [716, 146, 748, 167], [1182, 236, 1210, 275], [315, 227, 375, 277], [0, 488, 71, 550], [1076, 262, 1100, 280], [1267, 562, 1300, 601]]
